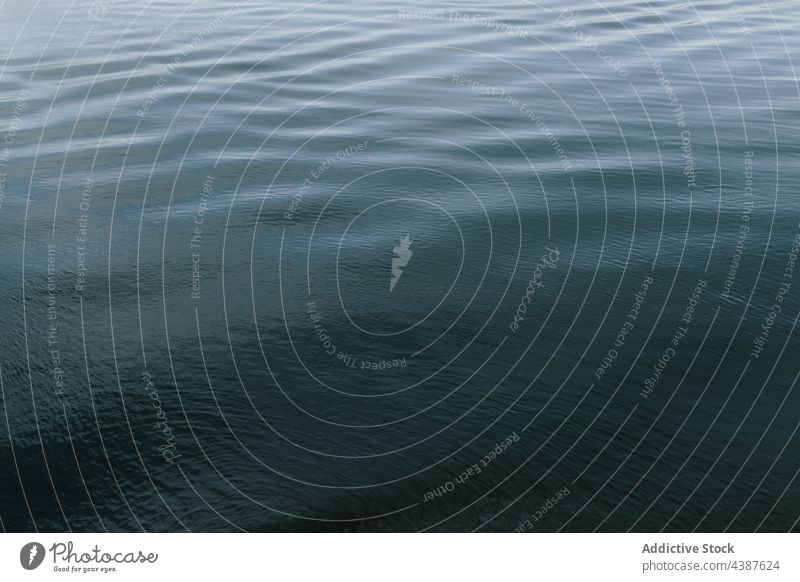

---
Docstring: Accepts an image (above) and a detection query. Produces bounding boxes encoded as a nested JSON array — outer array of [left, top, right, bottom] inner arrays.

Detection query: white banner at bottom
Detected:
[[0, 533, 796, 581]]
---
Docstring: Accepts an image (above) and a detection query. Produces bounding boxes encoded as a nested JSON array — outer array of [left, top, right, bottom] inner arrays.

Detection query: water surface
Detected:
[[0, 0, 799, 532]]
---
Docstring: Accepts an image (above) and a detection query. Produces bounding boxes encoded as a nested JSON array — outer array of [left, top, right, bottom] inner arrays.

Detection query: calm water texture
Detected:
[[0, 0, 799, 532]]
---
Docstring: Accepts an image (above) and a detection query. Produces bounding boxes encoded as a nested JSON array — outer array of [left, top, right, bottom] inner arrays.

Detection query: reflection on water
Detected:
[[0, 0, 798, 532]]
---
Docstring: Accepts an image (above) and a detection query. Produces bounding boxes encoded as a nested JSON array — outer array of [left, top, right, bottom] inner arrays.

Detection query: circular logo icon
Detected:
[[20, 542, 45, 570]]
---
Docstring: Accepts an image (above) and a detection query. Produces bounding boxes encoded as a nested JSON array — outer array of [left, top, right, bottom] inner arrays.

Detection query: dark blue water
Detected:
[[1, 0, 799, 532]]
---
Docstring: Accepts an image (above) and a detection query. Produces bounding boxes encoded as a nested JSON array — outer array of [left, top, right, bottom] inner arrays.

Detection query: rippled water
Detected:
[[1, 0, 799, 532]]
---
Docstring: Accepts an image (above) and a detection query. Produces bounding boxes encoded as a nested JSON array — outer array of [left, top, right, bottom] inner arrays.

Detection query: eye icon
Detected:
[[20, 542, 45, 570]]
